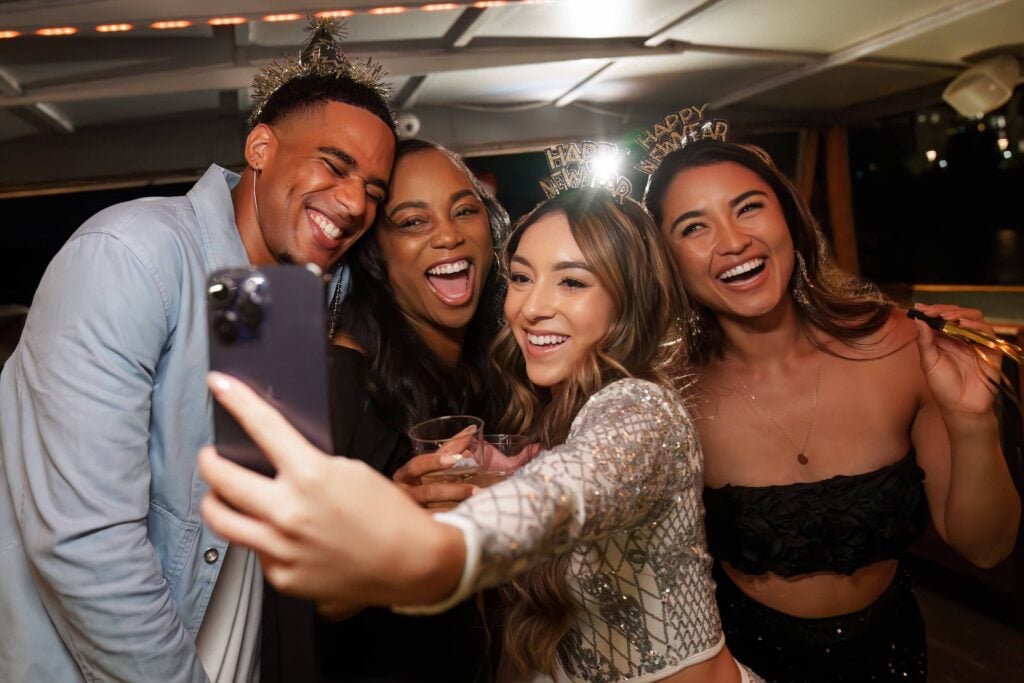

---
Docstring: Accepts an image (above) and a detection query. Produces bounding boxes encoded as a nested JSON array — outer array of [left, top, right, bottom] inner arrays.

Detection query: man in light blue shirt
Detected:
[[0, 24, 396, 682]]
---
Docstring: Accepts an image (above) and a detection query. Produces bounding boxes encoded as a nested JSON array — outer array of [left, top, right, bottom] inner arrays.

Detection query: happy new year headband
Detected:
[[539, 140, 633, 204], [634, 103, 730, 177], [248, 16, 392, 128]]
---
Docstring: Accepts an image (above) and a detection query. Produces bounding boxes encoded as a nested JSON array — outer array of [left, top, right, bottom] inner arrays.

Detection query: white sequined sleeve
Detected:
[[397, 379, 697, 615]]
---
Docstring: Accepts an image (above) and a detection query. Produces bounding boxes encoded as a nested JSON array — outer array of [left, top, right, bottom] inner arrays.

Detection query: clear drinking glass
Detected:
[[471, 434, 533, 486], [408, 415, 485, 483]]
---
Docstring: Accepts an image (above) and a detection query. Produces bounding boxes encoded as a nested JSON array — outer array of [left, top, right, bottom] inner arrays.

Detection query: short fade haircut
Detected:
[[252, 74, 398, 138]]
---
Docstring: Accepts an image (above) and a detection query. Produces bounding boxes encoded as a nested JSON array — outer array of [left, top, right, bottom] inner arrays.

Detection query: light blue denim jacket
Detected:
[[0, 165, 249, 682]]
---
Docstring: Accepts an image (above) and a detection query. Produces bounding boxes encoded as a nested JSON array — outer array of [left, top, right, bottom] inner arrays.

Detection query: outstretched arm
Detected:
[[199, 376, 693, 615], [911, 303, 1021, 567]]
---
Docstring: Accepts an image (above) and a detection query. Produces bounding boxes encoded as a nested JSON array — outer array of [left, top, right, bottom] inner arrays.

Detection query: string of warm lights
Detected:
[[0, 1, 551, 39]]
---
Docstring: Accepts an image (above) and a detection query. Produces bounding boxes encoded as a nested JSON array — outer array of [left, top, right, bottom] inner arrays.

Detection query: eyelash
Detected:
[[509, 273, 531, 285], [454, 205, 481, 218], [680, 222, 704, 237], [679, 200, 766, 236], [397, 216, 427, 231], [323, 160, 384, 203], [561, 278, 587, 289]]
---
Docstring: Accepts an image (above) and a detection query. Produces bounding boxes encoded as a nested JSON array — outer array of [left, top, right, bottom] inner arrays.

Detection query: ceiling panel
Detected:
[[57, 91, 222, 127], [583, 52, 802, 105], [0, 107, 41, 142], [416, 60, 605, 105], [472, 0, 698, 40], [1, 0, 1021, 187], [747, 62, 956, 111], [665, 0, 965, 54], [873, 0, 1024, 63], [6, 57, 154, 88]]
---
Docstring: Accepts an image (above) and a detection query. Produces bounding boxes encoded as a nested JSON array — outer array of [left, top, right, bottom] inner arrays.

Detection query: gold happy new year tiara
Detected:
[[248, 16, 392, 128], [634, 103, 730, 176], [539, 140, 633, 204]]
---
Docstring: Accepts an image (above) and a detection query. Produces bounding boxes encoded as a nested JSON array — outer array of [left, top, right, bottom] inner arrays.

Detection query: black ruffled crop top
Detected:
[[703, 450, 929, 577]]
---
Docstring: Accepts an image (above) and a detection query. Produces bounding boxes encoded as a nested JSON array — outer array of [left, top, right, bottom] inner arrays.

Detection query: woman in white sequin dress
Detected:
[[199, 189, 762, 683]]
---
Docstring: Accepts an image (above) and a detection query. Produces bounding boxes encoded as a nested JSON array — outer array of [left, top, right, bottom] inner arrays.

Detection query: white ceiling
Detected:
[[0, 0, 1021, 192]]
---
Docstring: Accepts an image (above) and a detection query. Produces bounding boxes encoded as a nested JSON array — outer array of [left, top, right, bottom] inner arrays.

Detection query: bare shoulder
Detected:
[[819, 309, 918, 361], [817, 310, 929, 407]]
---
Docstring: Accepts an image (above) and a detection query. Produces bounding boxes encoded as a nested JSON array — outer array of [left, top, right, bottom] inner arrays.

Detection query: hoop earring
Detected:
[[252, 168, 261, 225], [793, 250, 813, 307]]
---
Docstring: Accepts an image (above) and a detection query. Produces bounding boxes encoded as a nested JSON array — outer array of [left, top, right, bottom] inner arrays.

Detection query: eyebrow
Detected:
[[510, 255, 593, 272], [318, 146, 389, 193], [729, 189, 768, 207], [387, 188, 479, 220], [554, 260, 593, 272], [669, 189, 769, 232], [450, 188, 477, 204]]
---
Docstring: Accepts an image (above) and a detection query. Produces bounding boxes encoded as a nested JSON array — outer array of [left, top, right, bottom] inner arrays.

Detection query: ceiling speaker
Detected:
[[942, 54, 1021, 118]]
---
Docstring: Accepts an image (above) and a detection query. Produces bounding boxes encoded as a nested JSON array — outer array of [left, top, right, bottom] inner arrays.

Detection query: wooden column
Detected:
[[795, 128, 819, 202], [824, 125, 860, 274]]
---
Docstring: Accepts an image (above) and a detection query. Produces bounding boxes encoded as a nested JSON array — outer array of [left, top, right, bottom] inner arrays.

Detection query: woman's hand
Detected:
[[199, 372, 464, 610], [911, 303, 1002, 419], [393, 451, 479, 510]]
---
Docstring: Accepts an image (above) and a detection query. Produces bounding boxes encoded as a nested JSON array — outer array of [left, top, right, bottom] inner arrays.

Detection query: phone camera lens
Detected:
[[239, 291, 264, 329], [208, 277, 238, 309], [213, 310, 239, 344]]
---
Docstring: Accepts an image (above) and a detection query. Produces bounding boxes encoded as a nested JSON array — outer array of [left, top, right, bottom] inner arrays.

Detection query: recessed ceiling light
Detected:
[[369, 7, 408, 14], [263, 14, 303, 22], [36, 26, 78, 36], [315, 10, 356, 18], [209, 17, 247, 26], [96, 24, 133, 33], [151, 20, 192, 30]]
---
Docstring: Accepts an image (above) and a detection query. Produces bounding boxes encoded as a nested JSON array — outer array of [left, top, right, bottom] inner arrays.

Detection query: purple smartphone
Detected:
[[206, 264, 334, 475]]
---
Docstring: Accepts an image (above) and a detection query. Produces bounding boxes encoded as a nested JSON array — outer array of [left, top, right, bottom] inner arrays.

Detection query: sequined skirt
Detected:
[[713, 563, 927, 683]]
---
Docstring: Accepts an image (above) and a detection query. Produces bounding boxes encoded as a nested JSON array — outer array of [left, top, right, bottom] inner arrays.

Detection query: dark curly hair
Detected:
[[254, 75, 397, 137], [335, 138, 509, 433]]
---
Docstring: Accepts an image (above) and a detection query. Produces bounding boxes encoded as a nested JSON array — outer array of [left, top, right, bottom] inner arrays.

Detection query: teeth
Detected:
[[311, 211, 342, 240], [527, 333, 568, 347], [427, 259, 470, 276], [719, 258, 764, 281]]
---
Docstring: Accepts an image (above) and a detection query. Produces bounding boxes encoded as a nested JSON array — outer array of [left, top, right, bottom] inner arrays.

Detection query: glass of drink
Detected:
[[471, 434, 534, 487], [408, 415, 484, 484]]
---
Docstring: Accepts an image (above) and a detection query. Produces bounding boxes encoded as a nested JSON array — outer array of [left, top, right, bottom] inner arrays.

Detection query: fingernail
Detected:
[[209, 371, 231, 393], [440, 453, 463, 466], [470, 486, 481, 494], [913, 303, 924, 309]]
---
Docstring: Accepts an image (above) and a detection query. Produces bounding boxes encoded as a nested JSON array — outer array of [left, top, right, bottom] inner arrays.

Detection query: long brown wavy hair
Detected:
[[644, 141, 894, 367], [489, 188, 690, 677]]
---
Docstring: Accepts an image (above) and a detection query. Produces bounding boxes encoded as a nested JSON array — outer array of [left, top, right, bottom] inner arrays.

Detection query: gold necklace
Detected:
[[734, 352, 822, 465]]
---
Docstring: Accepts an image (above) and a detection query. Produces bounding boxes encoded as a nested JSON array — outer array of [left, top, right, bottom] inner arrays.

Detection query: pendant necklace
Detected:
[[734, 351, 822, 465]]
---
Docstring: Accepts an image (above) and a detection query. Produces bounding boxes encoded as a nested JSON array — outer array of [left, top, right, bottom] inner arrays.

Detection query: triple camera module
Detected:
[[208, 271, 268, 344]]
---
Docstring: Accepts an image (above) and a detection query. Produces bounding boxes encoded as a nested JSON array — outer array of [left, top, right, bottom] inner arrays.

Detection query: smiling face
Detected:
[[377, 148, 494, 337], [658, 161, 795, 322], [504, 212, 615, 391], [244, 100, 395, 271]]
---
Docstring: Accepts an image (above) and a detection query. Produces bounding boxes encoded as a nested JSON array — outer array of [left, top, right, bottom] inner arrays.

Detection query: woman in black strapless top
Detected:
[[645, 139, 1020, 682]]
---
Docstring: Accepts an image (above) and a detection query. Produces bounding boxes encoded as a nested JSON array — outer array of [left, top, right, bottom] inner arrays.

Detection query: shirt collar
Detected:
[[188, 164, 249, 273]]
